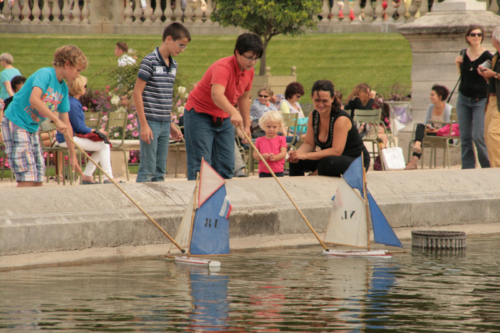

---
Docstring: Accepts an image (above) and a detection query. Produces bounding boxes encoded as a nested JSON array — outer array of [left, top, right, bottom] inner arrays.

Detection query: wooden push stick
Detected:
[[65, 135, 185, 253], [241, 130, 329, 251]]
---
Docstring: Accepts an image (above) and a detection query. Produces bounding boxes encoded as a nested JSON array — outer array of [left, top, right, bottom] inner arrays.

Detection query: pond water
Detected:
[[1, 236, 500, 332]]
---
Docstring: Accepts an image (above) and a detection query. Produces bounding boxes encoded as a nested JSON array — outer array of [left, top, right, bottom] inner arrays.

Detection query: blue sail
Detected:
[[342, 155, 364, 196], [190, 185, 230, 255], [368, 192, 403, 248]]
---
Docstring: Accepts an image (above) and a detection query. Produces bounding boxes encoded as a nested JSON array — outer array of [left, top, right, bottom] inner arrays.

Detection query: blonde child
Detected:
[[1, 45, 86, 187], [252, 111, 287, 178]]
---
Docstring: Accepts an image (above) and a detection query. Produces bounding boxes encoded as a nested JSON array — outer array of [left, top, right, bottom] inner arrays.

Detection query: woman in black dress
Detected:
[[288, 80, 370, 177]]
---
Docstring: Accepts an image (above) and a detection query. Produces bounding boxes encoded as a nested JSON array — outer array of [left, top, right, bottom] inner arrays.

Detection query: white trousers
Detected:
[[60, 137, 113, 180]]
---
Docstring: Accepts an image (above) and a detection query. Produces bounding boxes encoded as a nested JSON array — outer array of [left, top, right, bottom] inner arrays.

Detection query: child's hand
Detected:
[[261, 153, 270, 160], [55, 119, 69, 134], [269, 153, 276, 161], [141, 123, 154, 144]]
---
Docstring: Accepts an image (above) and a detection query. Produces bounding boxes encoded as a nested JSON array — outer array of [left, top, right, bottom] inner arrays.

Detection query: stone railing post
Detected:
[[21, 0, 32, 24], [321, 0, 330, 22], [352, 0, 362, 23], [153, 0, 163, 24], [342, 0, 351, 24], [32, 0, 41, 24], [62, 0, 71, 23], [52, 0, 62, 24], [204, 0, 214, 25], [173, 0, 183, 22], [184, 0, 195, 25], [82, 0, 90, 24], [143, 0, 153, 25], [72, 0, 82, 24], [364, 0, 374, 23], [374, 0, 384, 23], [331, 0, 340, 23], [133, 0, 143, 25], [90, 0, 124, 29]]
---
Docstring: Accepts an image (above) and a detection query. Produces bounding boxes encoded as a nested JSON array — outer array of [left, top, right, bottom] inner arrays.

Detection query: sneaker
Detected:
[[234, 168, 246, 178]]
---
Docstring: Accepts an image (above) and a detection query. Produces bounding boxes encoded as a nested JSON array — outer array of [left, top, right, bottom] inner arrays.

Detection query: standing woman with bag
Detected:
[[455, 25, 492, 169]]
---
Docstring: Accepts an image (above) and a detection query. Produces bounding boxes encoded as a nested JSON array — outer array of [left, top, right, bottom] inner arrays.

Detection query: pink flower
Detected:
[[132, 131, 139, 137], [127, 124, 133, 130], [82, 106, 88, 111], [127, 113, 134, 119], [114, 132, 120, 137], [105, 85, 110, 93]]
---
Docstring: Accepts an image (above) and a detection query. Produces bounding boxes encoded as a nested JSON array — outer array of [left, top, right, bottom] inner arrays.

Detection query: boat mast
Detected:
[[362, 152, 371, 251], [188, 171, 200, 256]]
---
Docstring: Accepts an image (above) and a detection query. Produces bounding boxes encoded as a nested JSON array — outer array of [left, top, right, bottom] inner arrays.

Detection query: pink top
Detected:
[[255, 136, 287, 174]]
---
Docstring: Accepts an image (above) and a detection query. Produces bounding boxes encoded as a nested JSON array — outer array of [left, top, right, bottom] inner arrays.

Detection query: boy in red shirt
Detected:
[[184, 33, 263, 180]]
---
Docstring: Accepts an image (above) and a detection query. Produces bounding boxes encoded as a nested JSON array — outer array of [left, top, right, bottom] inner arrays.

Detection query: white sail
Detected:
[[169, 190, 196, 254], [324, 178, 368, 248]]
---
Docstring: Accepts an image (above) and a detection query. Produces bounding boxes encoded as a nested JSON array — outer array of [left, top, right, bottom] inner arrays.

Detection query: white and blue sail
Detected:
[[324, 156, 403, 256], [172, 159, 231, 258]]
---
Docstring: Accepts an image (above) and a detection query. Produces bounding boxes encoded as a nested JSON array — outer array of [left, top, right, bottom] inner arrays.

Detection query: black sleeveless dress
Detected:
[[312, 109, 370, 167]]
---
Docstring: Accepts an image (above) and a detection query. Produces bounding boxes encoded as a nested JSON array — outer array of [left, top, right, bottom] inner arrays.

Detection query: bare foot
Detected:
[[405, 162, 417, 170]]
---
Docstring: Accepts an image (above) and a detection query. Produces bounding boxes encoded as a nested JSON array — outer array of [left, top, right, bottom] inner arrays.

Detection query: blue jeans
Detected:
[[456, 93, 490, 169], [184, 108, 235, 180], [136, 119, 171, 182]]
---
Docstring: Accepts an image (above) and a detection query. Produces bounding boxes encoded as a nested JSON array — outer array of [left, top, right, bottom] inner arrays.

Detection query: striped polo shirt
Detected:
[[137, 47, 177, 122]]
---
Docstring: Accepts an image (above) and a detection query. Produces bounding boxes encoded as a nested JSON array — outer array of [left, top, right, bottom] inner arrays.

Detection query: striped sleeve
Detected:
[[138, 57, 153, 81]]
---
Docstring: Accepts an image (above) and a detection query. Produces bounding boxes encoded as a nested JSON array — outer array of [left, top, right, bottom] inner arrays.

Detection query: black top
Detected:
[[459, 50, 493, 99], [312, 109, 369, 162], [345, 97, 374, 118]]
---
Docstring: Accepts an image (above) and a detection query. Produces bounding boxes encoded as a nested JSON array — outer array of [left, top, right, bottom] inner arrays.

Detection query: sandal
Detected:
[[103, 179, 125, 184]]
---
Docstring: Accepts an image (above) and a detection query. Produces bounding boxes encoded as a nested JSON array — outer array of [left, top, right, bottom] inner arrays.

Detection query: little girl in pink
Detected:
[[253, 111, 288, 177]]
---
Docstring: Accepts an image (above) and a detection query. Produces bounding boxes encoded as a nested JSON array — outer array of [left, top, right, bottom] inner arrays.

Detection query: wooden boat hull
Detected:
[[173, 256, 222, 267], [322, 250, 392, 258]]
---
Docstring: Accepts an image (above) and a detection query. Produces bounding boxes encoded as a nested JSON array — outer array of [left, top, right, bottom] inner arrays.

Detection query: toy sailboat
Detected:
[[322, 155, 404, 258], [168, 159, 232, 267]]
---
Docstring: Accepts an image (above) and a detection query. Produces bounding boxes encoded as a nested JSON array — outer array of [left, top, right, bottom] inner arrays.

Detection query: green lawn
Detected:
[[0, 33, 412, 104]]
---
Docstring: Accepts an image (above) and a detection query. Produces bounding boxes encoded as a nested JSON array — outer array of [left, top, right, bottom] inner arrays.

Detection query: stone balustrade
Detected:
[[2, 0, 497, 35]]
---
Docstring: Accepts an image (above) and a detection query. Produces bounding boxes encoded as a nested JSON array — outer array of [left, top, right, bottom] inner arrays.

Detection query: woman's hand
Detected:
[[455, 55, 463, 65], [369, 90, 377, 99], [288, 150, 307, 163], [478, 66, 496, 79]]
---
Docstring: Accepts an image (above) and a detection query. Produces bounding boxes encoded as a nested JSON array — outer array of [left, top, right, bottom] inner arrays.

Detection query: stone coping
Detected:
[[1, 168, 500, 268]]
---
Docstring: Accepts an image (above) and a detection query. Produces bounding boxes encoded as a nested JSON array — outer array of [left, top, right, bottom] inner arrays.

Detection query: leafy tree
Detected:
[[212, 0, 321, 75]]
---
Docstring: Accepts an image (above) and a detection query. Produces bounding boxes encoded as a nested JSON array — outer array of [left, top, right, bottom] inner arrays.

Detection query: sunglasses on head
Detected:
[[258, 94, 269, 98], [469, 33, 483, 37], [84, 84, 87, 88]]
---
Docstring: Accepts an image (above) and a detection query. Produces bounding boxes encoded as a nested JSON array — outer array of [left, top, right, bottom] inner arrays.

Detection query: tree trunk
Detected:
[[259, 38, 270, 76]]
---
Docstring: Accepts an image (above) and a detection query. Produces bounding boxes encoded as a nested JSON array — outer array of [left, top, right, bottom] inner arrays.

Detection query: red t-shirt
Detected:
[[185, 55, 254, 118], [255, 136, 287, 174]]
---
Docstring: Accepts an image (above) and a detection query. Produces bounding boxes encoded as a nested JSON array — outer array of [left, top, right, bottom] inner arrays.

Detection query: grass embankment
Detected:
[[1, 33, 411, 104]]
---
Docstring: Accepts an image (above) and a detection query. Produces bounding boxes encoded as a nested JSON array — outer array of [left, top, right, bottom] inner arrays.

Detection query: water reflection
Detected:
[[1, 237, 500, 331]]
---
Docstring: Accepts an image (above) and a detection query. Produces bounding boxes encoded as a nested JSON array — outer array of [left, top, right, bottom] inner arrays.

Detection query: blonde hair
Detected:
[[53, 45, 88, 70], [258, 86, 273, 96], [0, 53, 14, 65], [259, 111, 284, 130], [347, 83, 371, 105], [68, 75, 87, 97]]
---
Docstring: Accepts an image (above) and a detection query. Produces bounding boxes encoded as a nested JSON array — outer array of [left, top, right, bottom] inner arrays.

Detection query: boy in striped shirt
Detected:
[[133, 23, 190, 182]]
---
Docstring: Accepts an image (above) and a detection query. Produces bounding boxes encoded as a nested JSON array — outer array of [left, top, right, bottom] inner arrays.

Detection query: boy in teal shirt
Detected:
[[2, 45, 87, 187]]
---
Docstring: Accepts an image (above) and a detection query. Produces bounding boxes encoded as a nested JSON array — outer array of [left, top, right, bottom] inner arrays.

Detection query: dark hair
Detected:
[[432, 84, 450, 101], [465, 25, 485, 45], [234, 33, 263, 59], [11, 75, 26, 92], [284, 82, 305, 100], [163, 22, 191, 42], [311, 80, 341, 111], [116, 42, 128, 52]]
